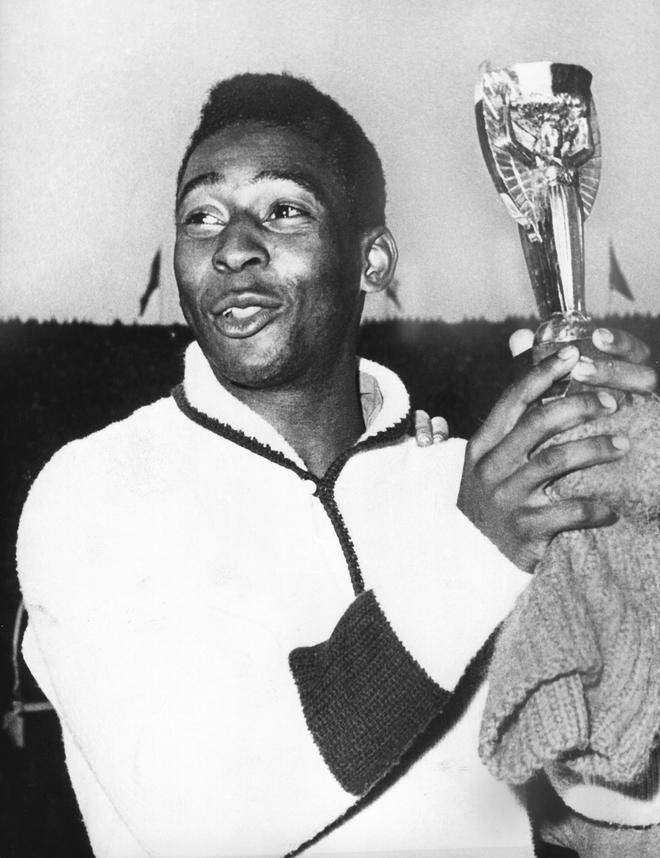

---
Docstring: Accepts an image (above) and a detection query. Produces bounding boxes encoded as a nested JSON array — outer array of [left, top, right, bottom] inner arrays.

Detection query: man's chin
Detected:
[[206, 351, 295, 392], [197, 324, 309, 391]]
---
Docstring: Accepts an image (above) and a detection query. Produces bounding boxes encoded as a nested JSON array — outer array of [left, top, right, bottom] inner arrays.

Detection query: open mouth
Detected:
[[210, 302, 281, 338]]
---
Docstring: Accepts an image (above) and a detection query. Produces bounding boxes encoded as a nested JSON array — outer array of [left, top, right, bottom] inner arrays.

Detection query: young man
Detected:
[[17, 73, 656, 857]]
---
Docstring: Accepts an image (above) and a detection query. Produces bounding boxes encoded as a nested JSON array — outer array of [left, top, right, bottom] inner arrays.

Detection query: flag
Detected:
[[384, 277, 402, 311], [139, 249, 162, 317], [609, 241, 635, 302]]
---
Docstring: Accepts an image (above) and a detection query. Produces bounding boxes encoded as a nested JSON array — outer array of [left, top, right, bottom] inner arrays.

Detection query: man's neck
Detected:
[[218, 359, 366, 478]]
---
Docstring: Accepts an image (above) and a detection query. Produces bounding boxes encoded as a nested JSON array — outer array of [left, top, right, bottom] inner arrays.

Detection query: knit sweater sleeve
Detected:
[[372, 502, 531, 691], [370, 438, 531, 691]]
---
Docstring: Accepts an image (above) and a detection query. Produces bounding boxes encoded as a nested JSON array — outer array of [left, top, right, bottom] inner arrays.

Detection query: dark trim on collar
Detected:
[[172, 382, 412, 598], [171, 382, 412, 487], [172, 383, 310, 481]]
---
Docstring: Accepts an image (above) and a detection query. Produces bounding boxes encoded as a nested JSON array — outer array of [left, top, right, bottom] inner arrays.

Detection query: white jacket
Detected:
[[18, 343, 533, 857]]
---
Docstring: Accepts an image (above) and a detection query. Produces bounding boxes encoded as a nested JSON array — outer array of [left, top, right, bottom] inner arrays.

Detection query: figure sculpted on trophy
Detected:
[[475, 61, 601, 380]]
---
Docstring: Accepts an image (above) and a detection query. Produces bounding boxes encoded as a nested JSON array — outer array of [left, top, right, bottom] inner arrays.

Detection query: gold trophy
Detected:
[[475, 61, 601, 383]]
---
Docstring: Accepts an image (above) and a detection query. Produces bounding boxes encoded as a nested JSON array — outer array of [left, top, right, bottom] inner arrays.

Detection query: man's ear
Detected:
[[359, 227, 398, 294]]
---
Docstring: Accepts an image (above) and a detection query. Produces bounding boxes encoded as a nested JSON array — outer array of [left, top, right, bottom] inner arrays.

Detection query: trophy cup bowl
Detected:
[[475, 61, 602, 378]]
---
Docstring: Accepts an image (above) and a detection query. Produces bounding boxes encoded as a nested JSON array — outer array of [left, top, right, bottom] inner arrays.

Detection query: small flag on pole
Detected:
[[139, 249, 162, 317], [609, 241, 635, 302], [384, 277, 402, 311]]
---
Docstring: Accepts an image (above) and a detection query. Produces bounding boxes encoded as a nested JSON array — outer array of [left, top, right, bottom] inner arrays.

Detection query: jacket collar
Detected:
[[181, 341, 411, 469]]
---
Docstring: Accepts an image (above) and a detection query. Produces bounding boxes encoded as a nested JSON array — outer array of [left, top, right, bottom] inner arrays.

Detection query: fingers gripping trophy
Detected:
[[475, 61, 601, 389]]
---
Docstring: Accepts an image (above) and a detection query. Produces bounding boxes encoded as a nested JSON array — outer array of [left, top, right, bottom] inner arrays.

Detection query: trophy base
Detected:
[[532, 311, 596, 399]]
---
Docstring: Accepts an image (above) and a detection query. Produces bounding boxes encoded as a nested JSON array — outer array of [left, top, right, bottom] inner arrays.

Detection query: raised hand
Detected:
[[457, 345, 630, 573]]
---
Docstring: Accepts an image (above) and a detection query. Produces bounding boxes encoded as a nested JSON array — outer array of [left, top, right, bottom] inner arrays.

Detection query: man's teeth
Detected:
[[222, 306, 261, 319]]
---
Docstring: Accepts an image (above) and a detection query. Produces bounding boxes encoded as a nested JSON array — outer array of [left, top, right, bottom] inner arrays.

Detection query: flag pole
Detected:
[[160, 264, 164, 325]]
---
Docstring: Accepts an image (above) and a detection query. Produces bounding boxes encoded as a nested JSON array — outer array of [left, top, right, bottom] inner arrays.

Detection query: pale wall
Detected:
[[1, 0, 659, 323]]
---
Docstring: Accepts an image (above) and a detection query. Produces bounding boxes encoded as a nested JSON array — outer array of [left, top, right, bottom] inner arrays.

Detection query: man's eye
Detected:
[[267, 203, 306, 221], [180, 211, 224, 236]]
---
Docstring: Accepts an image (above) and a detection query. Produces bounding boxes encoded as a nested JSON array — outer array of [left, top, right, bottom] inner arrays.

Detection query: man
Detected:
[[17, 73, 656, 857]]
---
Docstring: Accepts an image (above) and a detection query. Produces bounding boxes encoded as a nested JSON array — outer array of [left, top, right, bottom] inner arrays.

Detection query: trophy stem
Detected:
[[548, 179, 586, 317], [518, 180, 593, 368]]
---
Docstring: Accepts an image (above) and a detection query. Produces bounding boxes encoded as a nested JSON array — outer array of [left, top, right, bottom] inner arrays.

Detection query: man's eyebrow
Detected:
[[250, 169, 330, 206], [176, 171, 222, 207], [176, 167, 333, 209]]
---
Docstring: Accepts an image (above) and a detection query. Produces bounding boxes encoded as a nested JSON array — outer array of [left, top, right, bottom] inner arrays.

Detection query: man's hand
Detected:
[[509, 326, 657, 393], [457, 345, 630, 574], [570, 327, 657, 392], [414, 410, 449, 446]]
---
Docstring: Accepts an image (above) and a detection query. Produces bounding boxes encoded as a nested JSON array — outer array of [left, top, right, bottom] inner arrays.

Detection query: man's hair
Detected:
[[177, 72, 387, 229]]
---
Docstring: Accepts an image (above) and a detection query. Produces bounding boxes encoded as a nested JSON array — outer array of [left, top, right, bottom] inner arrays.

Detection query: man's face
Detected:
[[174, 122, 365, 390]]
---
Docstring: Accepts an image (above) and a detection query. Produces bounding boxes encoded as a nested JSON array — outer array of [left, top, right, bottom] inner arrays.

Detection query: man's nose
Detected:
[[212, 217, 269, 272]]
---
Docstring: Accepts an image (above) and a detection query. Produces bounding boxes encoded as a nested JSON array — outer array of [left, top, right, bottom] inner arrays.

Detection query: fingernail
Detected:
[[571, 359, 597, 379], [418, 435, 432, 447], [595, 328, 614, 345], [509, 329, 535, 357], [611, 435, 630, 451], [597, 391, 617, 410], [558, 345, 579, 360], [431, 417, 449, 439]]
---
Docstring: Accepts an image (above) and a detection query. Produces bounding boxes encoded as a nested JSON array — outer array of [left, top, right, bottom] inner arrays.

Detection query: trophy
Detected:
[[475, 61, 601, 377]]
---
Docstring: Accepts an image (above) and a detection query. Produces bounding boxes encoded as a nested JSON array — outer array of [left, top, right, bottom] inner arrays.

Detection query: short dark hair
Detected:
[[177, 72, 387, 229]]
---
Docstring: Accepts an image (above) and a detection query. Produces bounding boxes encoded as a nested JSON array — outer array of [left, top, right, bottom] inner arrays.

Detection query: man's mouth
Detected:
[[209, 297, 282, 338]]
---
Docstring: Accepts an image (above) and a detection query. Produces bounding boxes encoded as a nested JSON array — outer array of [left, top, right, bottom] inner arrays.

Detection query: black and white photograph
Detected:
[[2, 2, 660, 856]]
